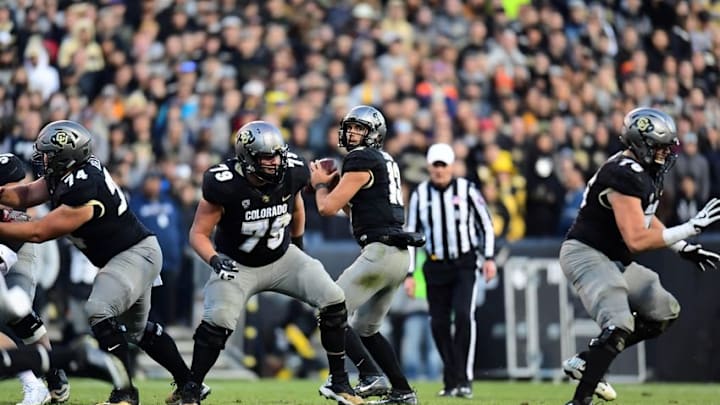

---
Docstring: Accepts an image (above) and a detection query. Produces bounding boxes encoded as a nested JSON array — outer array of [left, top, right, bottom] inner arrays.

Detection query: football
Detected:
[[313, 157, 340, 191], [317, 157, 339, 174]]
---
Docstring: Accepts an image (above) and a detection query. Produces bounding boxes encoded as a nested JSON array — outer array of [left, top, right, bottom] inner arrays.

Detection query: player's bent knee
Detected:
[[318, 302, 347, 331], [632, 316, 676, 342], [589, 325, 631, 354], [137, 321, 163, 349], [193, 321, 232, 350], [91, 317, 127, 351], [8, 312, 46, 345]]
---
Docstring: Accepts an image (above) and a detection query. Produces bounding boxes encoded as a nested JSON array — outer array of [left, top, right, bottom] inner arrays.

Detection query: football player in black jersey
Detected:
[[311, 105, 419, 405], [181, 121, 361, 405], [0, 152, 67, 404], [0, 121, 194, 405], [559, 108, 720, 405]]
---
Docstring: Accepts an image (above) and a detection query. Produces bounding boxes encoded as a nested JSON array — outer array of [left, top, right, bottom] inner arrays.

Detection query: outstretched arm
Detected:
[[0, 204, 92, 243], [0, 178, 50, 209]]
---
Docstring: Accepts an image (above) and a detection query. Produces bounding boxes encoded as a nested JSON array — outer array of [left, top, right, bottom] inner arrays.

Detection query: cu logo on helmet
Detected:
[[634, 117, 654, 134], [50, 130, 77, 148], [239, 131, 255, 145]]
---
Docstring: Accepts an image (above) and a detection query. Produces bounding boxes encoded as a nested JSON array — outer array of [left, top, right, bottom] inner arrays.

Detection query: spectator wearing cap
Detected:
[[404, 143, 496, 399]]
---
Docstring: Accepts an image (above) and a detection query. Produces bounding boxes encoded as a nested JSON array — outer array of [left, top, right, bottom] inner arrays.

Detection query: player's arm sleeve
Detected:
[[342, 150, 378, 173], [469, 181, 495, 259], [597, 164, 647, 199], [201, 171, 228, 206], [57, 180, 104, 219]]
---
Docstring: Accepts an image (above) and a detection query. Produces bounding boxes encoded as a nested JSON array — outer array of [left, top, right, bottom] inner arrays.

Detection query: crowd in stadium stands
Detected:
[[0, 0, 719, 375]]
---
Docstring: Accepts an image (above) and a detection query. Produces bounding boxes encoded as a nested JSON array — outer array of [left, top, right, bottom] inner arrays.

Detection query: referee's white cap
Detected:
[[427, 143, 455, 165]]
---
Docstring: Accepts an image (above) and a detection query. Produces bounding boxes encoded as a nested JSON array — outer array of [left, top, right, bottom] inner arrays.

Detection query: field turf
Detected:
[[0, 379, 718, 404]]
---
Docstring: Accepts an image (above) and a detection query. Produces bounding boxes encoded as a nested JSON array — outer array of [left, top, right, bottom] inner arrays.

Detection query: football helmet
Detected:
[[338, 105, 387, 150], [235, 121, 288, 184], [32, 120, 92, 183], [620, 107, 679, 173], [0, 153, 26, 186]]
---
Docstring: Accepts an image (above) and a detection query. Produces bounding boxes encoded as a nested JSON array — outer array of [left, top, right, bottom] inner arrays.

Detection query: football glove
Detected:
[[209, 253, 240, 281], [1, 208, 30, 222], [687, 198, 720, 232], [674, 241, 720, 272]]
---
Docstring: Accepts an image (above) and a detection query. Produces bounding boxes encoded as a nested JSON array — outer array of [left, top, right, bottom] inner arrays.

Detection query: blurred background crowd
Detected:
[[0, 0, 719, 380]]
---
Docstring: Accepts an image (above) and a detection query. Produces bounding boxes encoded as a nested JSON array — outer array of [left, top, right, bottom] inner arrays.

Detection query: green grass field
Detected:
[[0, 379, 718, 404]]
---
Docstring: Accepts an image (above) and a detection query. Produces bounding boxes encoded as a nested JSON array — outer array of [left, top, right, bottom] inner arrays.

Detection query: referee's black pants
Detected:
[[423, 252, 478, 389]]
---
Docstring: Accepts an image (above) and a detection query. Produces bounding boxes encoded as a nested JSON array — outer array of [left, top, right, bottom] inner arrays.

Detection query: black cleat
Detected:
[[180, 381, 202, 405], [455, 384, 472, 399], [96, 387, 139, 405], [318, 376, 365, 404], [166, 382, 211, 405], [354, 375, 391, 398], [46, 368, 69, 403], [368, 389, 418, 405]]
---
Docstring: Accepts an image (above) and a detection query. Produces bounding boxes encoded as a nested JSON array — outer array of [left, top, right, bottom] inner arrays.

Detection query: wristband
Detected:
[[662, 223, 698, 247], [313, 183, 329, 191], [291, 235, 304, 251]]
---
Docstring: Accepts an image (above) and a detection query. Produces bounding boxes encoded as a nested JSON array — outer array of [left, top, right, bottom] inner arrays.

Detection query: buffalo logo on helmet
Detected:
[[634, 117, 653, 134], [50, 130, 77, 148]]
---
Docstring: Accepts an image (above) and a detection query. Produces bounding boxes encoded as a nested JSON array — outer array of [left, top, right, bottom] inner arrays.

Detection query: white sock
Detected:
[[17, 370, 40, 386]]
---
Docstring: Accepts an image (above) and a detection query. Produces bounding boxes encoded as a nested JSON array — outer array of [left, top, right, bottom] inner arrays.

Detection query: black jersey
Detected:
[[49, 157, 152, 267], [202, 153, 308, 267], [342, 147, 405, 244], [566, 152, 661, 265]]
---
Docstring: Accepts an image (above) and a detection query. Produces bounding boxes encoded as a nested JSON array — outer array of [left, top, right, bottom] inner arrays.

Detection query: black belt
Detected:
[[358, 232, 426, 249]]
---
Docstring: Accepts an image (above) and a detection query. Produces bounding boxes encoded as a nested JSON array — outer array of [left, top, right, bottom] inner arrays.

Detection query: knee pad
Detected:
[[137, 321, 163, 350], [318, 302, 347, 331], [91, 317, 127, 352], [193, 321, 232, 350], [589, 325, 631, 355], [628, 316, 676, 345], [9, 312, 47, 345]]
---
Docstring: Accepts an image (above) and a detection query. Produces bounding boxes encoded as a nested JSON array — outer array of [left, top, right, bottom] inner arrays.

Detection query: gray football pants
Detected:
[[1, 243, 38, 323], [560, 239, 680, 333], [337, 242, 410, 336], [85, 236, 162, 343], [202, 244, 344, 330]]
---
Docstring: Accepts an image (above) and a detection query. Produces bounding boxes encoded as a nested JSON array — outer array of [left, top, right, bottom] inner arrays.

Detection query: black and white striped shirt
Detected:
[[406, 177, 495, 272]]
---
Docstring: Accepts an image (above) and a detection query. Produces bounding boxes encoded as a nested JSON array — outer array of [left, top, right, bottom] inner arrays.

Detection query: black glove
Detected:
[[676, 242, 720, 272], [209, 253, 240, 280]]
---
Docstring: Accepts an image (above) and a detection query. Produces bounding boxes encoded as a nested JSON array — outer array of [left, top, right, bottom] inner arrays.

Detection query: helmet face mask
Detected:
[[338, 105, 387, 150], [235, 121, 288, 184], [620, 107, 679, 175], [32, 120, 92, 184]]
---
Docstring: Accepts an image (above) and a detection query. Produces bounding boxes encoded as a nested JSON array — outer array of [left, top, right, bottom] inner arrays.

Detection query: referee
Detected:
[[404, 143, 496, 399]]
